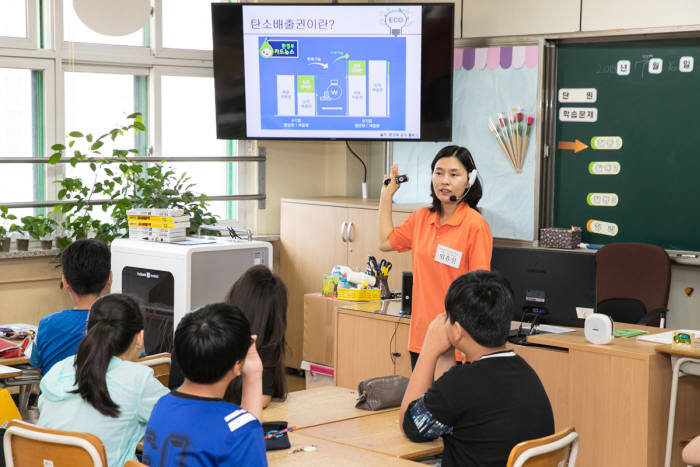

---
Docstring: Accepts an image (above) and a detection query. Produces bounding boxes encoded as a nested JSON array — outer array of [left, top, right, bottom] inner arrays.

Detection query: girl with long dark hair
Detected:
[[38, 293, 168, 467], [223, 265, 288, 407]]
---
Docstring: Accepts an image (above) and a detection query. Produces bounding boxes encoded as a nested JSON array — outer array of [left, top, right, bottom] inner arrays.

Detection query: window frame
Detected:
[[0, 0, 257, 225]]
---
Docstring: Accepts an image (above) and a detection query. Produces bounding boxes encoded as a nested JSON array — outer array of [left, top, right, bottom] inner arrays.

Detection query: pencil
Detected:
[[489, 118, 517, 171]]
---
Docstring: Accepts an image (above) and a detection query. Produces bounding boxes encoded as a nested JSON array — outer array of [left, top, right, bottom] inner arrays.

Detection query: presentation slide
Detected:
[[242, 5, 422, 139]]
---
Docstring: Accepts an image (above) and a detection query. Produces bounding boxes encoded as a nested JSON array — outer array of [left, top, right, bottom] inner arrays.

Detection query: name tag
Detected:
[[434, 244, 462, 269]]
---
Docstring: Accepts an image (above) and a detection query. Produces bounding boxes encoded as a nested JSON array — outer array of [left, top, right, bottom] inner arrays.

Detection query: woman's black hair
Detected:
[[71, 293, 144, 418], [175, 303, 251, 384], [429, 145, 483, 214], [223, 265, 288, 404]]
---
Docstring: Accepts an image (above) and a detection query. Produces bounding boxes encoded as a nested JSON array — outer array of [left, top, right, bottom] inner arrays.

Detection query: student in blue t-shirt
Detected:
[[30, 239, 112, 375], [143, 303, 267, 467]]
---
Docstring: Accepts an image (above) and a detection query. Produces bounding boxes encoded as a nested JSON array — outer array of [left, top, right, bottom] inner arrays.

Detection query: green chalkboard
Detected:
[[553, 39, 700, 252]]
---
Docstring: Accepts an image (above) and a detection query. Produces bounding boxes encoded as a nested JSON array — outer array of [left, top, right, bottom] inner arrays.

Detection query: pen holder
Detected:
[[378, 276, 391, 300]]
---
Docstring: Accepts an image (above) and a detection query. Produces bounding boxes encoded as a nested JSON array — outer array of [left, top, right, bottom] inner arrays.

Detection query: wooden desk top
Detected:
[[654, 343, 700, 358], [263, 386, 395, 429], [525, 323, 667, 360], [0, 356, 30, 366], [0, 368, 22, 379], [267, 432, 422, 466], [298, 409, 443, 460]]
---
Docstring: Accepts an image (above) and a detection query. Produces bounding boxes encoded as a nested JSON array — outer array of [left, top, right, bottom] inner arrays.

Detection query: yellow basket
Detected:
[[336, 288, 381, 302]]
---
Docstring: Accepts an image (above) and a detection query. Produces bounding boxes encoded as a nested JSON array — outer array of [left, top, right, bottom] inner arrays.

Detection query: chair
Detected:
[[3, 419, 107, 467], [506, 426, 579, 467], [0, 388, 21, 425], [136, 352, 171, 387], [595, 242, 671, 327]]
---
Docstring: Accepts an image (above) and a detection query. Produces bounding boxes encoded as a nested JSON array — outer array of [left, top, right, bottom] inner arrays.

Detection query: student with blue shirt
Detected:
[[30, 239, 112, 375], [37, 293, 168, 467], [143, 303, 266, 467]]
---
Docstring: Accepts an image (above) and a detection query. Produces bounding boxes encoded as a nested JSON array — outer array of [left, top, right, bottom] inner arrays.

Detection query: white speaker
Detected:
[[584, 313, 614, 345]]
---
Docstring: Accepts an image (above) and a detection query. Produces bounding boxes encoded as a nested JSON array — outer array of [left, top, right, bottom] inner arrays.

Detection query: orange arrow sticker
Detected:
[[558, 139, 589, 153]]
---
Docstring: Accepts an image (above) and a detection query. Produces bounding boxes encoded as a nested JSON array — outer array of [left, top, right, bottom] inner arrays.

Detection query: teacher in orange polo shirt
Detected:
[[379, 145, 493, 368]]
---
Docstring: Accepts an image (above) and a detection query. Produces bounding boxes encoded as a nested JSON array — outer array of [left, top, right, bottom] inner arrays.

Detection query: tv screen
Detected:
[[212, 3, 453, 141], [491, 246, 596, 327]]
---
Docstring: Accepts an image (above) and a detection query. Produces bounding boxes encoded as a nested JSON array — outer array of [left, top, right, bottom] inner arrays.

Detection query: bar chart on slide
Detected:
[[257, 36, 407, 133]]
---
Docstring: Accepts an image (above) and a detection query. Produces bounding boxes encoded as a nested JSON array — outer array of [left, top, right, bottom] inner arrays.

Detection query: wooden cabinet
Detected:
[[335, 307, 412, 389], [281, 198, 418, 369], [581, 0, 700, 31], [462, 0, 580, 38]]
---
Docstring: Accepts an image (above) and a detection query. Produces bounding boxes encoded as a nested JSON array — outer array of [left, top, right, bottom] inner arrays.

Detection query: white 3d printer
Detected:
[[111, 237, 272, 354]]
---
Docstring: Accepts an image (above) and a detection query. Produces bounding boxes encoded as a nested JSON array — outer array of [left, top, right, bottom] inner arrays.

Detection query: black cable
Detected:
[[346, 141, 367, 183], [389, 315, 402, 370]]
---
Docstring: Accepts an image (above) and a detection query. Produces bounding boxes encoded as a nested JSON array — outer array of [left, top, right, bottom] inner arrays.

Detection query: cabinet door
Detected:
[[346, 208, 412, 291], [462, 0, 580, 37], [335, 312, 408, 389], [582, 0, 700, 31], [281, 202, 348, 368]]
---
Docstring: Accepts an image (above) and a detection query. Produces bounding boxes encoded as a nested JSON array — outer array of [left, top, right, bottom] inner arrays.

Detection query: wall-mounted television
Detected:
[[212, 3, 454, 141]]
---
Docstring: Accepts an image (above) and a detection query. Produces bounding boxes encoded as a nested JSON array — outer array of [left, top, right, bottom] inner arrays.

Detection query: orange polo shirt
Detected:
[[389, 203, 492, 353]]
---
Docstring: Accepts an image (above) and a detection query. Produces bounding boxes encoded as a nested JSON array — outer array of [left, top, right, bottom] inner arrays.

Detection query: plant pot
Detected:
[[41, 240, 53, 250], [1, 237, 9, 252], [55, 236, 65, 249], [16, 239, 29, 251]]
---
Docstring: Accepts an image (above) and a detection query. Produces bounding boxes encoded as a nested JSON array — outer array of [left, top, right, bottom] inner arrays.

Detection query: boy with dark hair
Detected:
[[30, 239, 112, 375], [400, 270, 554, 467], [143, 303, 266, 467]]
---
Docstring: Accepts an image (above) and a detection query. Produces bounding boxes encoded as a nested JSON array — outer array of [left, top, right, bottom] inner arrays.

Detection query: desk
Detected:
[[267, 432, 422, 466], [655, 344, 700, 467], [263, 386, 395, 429], [0, 356, 29, 366], [512, 324, 700, 467], [334, 302, 412, 389], [299, 410, 443, 460]]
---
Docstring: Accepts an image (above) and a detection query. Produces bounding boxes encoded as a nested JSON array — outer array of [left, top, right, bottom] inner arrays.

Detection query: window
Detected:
[[0, 1, 256, 233], [0, 66, 36, 219], [160, 73, 232, 221], [161, 0, 214, 51], [0, 0, 26, 38]]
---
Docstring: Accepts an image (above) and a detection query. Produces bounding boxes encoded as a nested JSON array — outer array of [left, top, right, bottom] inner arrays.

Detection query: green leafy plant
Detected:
[[20, 214, 58, 241], [48, 113, 218, 246], [0, 206, 17, 238]]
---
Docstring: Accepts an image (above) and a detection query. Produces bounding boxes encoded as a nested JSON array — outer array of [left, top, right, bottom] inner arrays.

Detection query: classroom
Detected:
[[1, 1, 700, 466]]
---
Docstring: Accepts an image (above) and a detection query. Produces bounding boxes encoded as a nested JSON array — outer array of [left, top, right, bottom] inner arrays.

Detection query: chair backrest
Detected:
[[506, 426, 579, 467], [136, 352, 171, 387], [595, 242, 671, 326], [0, 388, 21, 425], [3, 419, 107, 467]]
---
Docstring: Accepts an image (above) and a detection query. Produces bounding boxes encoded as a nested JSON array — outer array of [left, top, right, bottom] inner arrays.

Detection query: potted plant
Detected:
[[48, 113, 218, 248], [10, 223, 29, 251], [21, 214, 58, 250], [0, 206, 17, 252]]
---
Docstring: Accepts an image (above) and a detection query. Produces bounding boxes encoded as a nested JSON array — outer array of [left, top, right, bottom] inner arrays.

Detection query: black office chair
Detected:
[[595, 242, 671, 327]]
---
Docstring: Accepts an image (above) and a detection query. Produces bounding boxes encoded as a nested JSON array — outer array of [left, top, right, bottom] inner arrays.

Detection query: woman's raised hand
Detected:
[[381, 164, 401, 198]]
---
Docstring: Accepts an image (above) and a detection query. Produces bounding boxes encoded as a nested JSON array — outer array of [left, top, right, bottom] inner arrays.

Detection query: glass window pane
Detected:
[[0, 0, 27, 38], [161, 75, 231, 220], [64, 71, 137, 224], [163, 0, 219, 50], [0, 67, 35, 220], [63, 0, 145, 46]]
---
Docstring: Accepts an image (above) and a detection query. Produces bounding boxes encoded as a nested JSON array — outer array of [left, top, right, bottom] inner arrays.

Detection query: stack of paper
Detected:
[[127, 208, 189, 242], [637, 329, 700, 344]]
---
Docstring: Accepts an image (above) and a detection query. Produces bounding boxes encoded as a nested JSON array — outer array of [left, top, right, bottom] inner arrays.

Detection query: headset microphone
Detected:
[[449, 170, 478, 202]]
